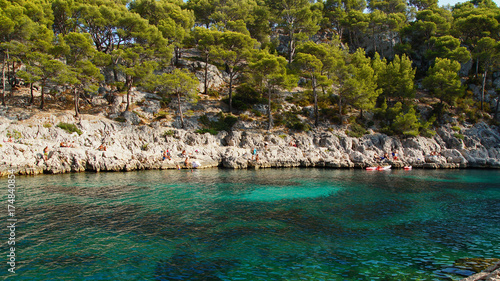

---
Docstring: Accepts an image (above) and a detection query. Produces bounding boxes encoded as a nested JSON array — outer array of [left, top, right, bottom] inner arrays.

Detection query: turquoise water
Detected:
[[1, 169, 500, 280]]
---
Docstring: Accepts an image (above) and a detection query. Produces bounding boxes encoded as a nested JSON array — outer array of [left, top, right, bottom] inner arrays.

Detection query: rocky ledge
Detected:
[[461, 260, 500, 281], [1, 112, 500, 176]]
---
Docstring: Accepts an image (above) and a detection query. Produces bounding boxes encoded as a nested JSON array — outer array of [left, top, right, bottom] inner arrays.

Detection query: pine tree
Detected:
[[249, 49, 297, 130], [146, 69, 199, 129], [211, 31, 257, 113]]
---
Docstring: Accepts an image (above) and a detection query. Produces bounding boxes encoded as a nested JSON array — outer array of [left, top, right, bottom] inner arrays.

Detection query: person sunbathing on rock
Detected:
[[43, 146, 50, 160], [60, 142, 74, 148]]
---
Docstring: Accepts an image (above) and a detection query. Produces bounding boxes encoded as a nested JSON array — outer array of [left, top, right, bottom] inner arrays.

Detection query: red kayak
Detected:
[[377, 165, 391, 171]]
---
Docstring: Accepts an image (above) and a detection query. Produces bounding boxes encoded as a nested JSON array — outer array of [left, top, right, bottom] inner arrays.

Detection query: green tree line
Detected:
[[1, 0, 499, 133]]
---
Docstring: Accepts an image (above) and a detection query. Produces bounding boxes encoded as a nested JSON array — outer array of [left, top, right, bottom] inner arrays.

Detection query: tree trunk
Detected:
[[475, 58, 479, 79], [203, 53, 209, 95], [481, 70, 487, 111], [74, 88, 80, 118], [349, 30, 354, 52], [113, 57, 120, 83], [1, 51, 6, 106], [494, 95, 499, 120], [338, 97, 343, 125], [288, 31, 294, 64], [177, 92, 184, 128], [268, 86, 273, 130], [29, 83, 34, 105], [125, 76, 132, 111], [8, 57, 14, 88], [389, 30, 396, 58], [372, 27, 376, 55], [40, 83, 45, 109], [313, 76, 318, 127], [228, 72, 233, 113]]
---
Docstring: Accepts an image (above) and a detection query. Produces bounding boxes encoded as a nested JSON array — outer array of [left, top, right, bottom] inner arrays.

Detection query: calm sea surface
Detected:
[[1, 169, 499, 280]]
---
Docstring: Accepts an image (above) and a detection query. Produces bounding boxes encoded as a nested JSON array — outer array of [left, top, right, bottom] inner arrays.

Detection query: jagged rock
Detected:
[[1, 112, 500, 176], [122, 111, 141, 125]]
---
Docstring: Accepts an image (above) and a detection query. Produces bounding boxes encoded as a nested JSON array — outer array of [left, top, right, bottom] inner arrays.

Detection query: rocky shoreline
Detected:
[[461, 260, 500, 281], [1, 112, 500, 177]]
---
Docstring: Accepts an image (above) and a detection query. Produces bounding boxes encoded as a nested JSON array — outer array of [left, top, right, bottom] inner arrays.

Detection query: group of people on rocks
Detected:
[[374, 151, 399, 162], [161, 148, 200, 171]]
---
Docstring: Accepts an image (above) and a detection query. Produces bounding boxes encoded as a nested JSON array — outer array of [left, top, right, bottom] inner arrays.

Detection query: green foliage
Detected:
[[392, 107, 420, 137], [342, 49, 382, 118], [426, 35, 471, 63], [162, 130, 175, 137], [286, 92, 312, 107], [422, 58, 463, 106], [452, 126, 461, 132], [274, 111, 311, 132], [198, 113, 238, 133], [57, 122, 82, 135], [211, 31, 258, 112], [229, 83, 262, 111], [1, 0, 498, 132], [195, 128, 219, 135], [346, 123, 368, 138], [251, 109, 263, 117], [155, 111, 169, 119], [239, 114, 252, 121], [6, 130, 22, 140], [43, 123, 52, 128], [376, 54, 416, 102], [206, 89, 220, 99], [454, 133, 465, 140], [160, 97, 171, 108], [267, 0, 321, 63]]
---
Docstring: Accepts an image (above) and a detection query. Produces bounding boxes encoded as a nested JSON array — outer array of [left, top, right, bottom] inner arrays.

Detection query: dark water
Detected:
[[1, 169, 499, 280]]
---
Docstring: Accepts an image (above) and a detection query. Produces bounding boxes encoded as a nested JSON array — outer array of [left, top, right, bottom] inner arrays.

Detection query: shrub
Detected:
[[195, 128, 218, 135], [273, 111, 310, 131], [346, 123, 367, 138], [6, 130, 22, 139], [392, 107, 420, 137], [160, 97, 171, 108], [43, 123, 52, 128], [451, 126, 461, 132], [155, 111, 169, 119], [454, 133, 465, 140], [198, 114, 210, 126], [197, 113, 238, 133], [287, 92, 312, 107], [239, 114, 252, 121], [57, 123, 82, 135], [207, 89, 220, 99], [223, 83, 263, 111], [289, 121, 311, 131], [251, 109, 263, 117], [162, 130, 175, 137]]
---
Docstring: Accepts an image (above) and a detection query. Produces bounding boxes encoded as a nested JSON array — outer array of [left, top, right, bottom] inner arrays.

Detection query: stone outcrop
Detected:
[[0, 112, 499, 176], [461, 260, 500, 281]]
